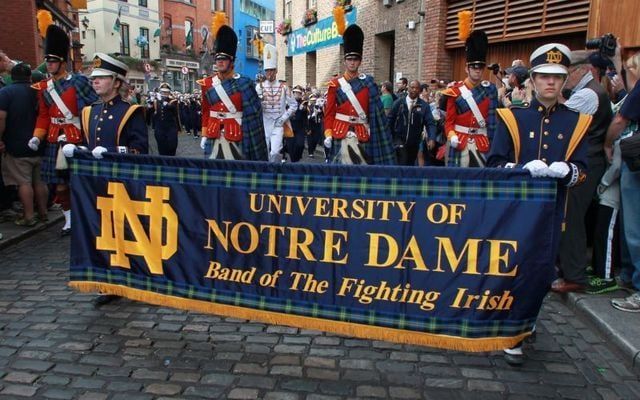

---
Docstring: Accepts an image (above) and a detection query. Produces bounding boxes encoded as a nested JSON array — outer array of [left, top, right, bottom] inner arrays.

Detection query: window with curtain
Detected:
[[140, 27, 149, 58], [120, 23, 130, 55]]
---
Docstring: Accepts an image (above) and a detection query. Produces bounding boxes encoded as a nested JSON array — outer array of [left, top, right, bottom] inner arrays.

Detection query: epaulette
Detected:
[[441, 86, 458, 97], [31, 80, 47, 90], [196, 78, 207, 86], [327, 78, 339, 88]]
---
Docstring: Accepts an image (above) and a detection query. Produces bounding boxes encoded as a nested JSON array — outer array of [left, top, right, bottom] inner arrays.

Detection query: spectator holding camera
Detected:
[[551, 49, 614, 293]]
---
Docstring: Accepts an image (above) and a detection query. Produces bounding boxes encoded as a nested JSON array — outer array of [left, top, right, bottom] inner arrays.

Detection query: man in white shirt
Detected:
[[553, 50, 614, 293], [256, 44, 296, 163]]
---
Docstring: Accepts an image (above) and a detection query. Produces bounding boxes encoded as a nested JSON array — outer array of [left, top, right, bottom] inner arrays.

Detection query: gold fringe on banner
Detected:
[[69, 281, 530, 352]]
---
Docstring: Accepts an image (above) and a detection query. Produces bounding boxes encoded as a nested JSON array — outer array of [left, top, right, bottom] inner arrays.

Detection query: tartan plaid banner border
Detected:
[[70, 267, 536, 338], [69, 153, 560, 352], [70, 156, 557, 202]]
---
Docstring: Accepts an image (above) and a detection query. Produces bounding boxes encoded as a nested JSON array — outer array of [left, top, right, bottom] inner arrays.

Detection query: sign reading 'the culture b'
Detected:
[[287, 8, 358, 56], [69, 153, 562, 352]]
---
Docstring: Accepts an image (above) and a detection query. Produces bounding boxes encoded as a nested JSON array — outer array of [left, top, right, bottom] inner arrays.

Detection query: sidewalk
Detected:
[[0, 207, 64, 251], [561, 290, 640, 373]]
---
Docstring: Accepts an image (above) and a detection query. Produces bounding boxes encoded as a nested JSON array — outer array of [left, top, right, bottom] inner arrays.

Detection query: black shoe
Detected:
[[93, 294, 120, 307], [60, 227, 71, 237], [503, 346, 524, 366]]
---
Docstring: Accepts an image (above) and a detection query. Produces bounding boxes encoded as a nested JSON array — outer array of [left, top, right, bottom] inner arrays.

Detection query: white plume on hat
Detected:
[[263, 44, 277, 70]]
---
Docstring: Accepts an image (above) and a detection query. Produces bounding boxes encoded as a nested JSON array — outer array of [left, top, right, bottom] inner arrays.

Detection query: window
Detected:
[[120, 23, 130, 55], [164, 16, 173, 47], [285, 0, 291, 19], [185, 19, 193, 49], [212, 0, 225, 11], [445, 0, 590, 47], [246, 26, 259, 59], [241, 0, 275, 20], [138, 0, 147, 7], [140, 27, 149, 58], [307, 0, 316, 9]]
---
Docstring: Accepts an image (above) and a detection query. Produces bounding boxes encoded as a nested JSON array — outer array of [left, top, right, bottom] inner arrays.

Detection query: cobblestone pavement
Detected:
[[1, 134, 639, 400]]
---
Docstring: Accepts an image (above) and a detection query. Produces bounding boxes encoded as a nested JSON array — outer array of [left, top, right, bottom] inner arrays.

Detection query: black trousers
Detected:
[[592, 204, 619, 280], [395, 145, 419, 166], [558, 154, 607, 284], [155, 132, 178, 156]]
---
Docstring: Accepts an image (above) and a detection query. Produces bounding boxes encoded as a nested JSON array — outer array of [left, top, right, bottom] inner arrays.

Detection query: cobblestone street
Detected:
[[0, 134, 639, 400]]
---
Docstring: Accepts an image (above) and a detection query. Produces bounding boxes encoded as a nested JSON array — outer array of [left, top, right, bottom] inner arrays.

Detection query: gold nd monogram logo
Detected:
[[546, 50, 563, 64], [96, 182, 178, 275]]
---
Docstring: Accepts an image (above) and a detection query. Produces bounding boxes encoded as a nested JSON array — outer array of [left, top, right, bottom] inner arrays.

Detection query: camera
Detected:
[[586, 33, 617, 57], [487, 63, 501, 75]]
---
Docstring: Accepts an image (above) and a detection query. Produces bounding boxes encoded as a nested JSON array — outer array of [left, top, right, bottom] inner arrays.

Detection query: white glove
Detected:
[[62, 143, 77, 158], [200, 136, 207, 150], [523, 159, 550, 178], [547, 161, 570, 178], [28, 137, 40, 151], [324, 136, 332, 148], [156, 93, 162, 100], [91, 146, 108, 159], [504, 162, 517, 169], [449, 134, 460, 149], [274, 117, 285, 128], [57, 134, 67, 143]]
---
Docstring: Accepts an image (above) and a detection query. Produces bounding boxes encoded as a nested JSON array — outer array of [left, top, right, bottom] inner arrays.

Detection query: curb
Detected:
[[560, 291, 640, 373], [0, 214, 64, 252]]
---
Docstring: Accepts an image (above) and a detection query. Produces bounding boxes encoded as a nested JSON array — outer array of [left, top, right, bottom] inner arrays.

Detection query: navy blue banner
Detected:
[[69, 153, 561, 351]]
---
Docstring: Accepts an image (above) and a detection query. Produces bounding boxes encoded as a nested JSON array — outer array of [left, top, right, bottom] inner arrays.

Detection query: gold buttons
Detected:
[[544, 118, 550, 124], [558, 134, 564, 139], [96, 137, 101, 142], [543, 131, 549, 136], [108, 115, 113, 120], [542, 158, 547, 163], [538, 106, 544, 112], [99, 118, 103, 122], [529, 132, 535, 139], [103, 110, 107, 114], [543, 144, 548, 149], [97, 127, 101, 131]]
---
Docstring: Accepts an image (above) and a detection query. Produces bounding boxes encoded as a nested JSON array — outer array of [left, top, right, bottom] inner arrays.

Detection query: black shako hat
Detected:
[[465, 30, 488, 65], [343, 24, 364, 59], [214, 25, 238, 60], [44, 25, 70, 62]]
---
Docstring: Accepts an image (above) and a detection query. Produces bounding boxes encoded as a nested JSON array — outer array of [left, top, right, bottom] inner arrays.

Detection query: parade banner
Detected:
[[287, 9, 357, 56], [69, 153, 562, 352]]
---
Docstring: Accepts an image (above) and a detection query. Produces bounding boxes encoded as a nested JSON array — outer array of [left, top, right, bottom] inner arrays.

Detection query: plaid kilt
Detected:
[[41, 142, 67, 184]]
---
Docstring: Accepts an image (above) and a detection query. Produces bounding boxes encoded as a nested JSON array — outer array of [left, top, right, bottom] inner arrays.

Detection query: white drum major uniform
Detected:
[[256, 44, 296, 162]]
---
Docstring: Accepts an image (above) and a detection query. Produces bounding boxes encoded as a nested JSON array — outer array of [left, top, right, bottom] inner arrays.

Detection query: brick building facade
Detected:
[[1, 0, 81, 71], [275, 0, 427, 89], [275, 0, 640, 90], [158, 0, 232, 90]]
